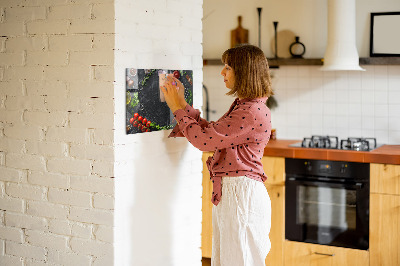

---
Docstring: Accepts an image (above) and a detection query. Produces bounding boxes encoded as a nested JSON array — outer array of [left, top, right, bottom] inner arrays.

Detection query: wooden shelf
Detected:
[[359, 57, 400, 65], [203, 57, 400, 67]]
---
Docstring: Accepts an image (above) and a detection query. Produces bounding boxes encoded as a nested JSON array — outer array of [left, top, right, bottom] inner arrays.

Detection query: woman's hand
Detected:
[[161, 75, 187, 113]]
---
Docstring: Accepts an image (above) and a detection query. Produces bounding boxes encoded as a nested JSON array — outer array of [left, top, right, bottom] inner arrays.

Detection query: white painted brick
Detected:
[[6, 153, 46, 171], [69, 112, 114, 129], [49, 35, 93, 52], [93, 252, 113, 266], [48, 219, 71, 236], [27, 200, 69, 219], [70, 175, 113, 194], [5, 36, 46, 52], [0, 211, 4, 226], [48, 188, 91, 208], [26, 141, 67, 157], [0, 197, 24, 212], [47, 158, 92, 176], [4, 96, 46, 111], [0, 226, 23, 243], [70, 19, 114, 34], [5, 212, 48, 231], [25, 81, 67, 97], [27, 21, 69, 35], [44, 66, 91, 82], [94, 225, 112, 243], [47, 249, 91, 266], [4, 125, 43, 141], [24, 111, 68, 127], [69, 81, 114, 98], [0, 22, 24, 36], [90, 128, 114, 146], [70, 237, 113, 257], [24, 259, 48, 266], [0, 254, 23, 266], [81, 98, 115, 114], [6, 241, 46, 261], [92, 3, 114, 20], [0, 52, 24, 66], [0, 81, 23, 96], [0, 152, 5, 166], [44, 96, 82, 112], [4, 6, 46, 22], [70, 50, 113, 66], [0, 110, 23, 124], [48, 4, 91, 20], [0, 167, 24, 182], [92, 160, 113, 177], [25, 229, 68, 251], [71, 222, 92, 239], [6, 183, 46, 201], [0, 37, 5, 52], [0, 181, 4, 197], [92, 34, 114, 51], [93, 194, 113, 210], [21, 0, 69, 6], [181, 42, 202, 56], [69, 207, 113, 226], [93, 65, 114, 82], [70, 144, 113, 161], [28, 171, 69, 189], [3, 66, 44, 81], [46, 127, 88, 144], [26, 51, 68, 66]]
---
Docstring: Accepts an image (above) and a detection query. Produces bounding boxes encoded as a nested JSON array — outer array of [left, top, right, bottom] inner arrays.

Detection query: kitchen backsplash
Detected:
[[203, 65, 400, 144]]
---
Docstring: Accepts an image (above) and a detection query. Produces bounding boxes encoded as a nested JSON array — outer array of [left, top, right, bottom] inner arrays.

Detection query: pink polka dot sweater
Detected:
[[169, 97, 272, 206]]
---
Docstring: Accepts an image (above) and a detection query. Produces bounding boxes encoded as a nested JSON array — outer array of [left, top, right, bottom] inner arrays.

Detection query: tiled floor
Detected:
[[202, 257, 211, 266]]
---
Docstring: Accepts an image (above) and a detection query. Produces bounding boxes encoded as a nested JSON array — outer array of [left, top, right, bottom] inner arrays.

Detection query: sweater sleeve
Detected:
[[172, 106, 257, 152], [168, 104, 210, 138]]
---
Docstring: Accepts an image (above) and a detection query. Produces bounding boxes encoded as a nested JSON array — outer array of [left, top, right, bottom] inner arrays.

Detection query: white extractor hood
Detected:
[[320, 0, 365, 71]]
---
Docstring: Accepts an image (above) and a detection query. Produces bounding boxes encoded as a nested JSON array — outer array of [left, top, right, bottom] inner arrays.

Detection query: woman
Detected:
[[162, 44, 273, 266]]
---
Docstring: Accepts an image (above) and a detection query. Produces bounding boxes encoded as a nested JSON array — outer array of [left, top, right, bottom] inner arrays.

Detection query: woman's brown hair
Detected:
[[221, 44, 273, 99]]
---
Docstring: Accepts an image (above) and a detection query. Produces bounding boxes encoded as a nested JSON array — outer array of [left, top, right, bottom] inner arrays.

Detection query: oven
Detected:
[[285, 158, 370, 250]]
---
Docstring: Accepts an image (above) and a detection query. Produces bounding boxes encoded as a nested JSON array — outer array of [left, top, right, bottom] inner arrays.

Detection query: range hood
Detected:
[[320, 0, 365, 71]]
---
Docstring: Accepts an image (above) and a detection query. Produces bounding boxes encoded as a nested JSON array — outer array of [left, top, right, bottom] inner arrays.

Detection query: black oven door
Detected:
[[285, 177, 369, 250]]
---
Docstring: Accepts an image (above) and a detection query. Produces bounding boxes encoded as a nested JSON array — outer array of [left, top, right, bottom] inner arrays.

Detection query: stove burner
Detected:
[[301, 135, 339, 149], [340, 137, 377, 151]]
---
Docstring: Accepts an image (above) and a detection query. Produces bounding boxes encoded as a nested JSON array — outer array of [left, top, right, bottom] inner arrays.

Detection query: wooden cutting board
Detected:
[[231, 16, 249, 48]]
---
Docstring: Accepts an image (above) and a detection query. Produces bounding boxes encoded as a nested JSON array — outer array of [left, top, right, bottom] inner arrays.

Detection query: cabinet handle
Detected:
[[314, 252, 335, 257]]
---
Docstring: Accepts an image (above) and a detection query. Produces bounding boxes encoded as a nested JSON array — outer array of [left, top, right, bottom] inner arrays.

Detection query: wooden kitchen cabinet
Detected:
[[284, 241, 369, 266], [201, 154, 286, 266], [370, 163, 400, 266], [202, 152, 213, 258]]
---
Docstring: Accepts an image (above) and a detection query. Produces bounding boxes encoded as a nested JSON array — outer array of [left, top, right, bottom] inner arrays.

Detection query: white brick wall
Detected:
[[0, 0, 115, 265]]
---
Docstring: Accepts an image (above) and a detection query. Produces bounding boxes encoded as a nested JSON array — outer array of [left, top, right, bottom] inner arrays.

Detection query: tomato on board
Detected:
[[138, 116, 143, 122], [142, 118, 147, 125], [173, 70, 180, 79], [129, 117, 134, 124], [134, 113, 139, 118]]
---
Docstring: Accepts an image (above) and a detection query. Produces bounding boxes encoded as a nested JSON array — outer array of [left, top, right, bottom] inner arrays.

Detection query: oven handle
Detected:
[[286, 177, 364, 189]]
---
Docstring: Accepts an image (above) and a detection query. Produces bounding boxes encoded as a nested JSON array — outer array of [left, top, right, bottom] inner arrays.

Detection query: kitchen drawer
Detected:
[[262, 156, 285, 185], [284, 241, 369, 266], [370, 163, 400, 196]]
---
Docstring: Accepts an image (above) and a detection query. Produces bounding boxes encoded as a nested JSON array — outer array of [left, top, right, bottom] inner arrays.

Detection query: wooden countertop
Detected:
[[263, 139, 400, 165]]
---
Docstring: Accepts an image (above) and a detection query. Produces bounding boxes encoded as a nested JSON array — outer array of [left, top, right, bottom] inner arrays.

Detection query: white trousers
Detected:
[[212, 176, 271, 266]]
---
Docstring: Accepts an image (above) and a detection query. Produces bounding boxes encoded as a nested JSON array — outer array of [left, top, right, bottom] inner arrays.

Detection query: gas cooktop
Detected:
[[289, 135, 383, 151]]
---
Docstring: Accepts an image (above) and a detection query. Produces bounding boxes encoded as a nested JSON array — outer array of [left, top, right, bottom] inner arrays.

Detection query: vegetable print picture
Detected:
[[126, 68, 193, 134]]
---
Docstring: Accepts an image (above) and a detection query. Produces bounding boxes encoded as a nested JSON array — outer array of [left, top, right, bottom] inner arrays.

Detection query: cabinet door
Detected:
[[265, 184, 284, 266], [284, 241, 369, 266], [370, 193, 400, 266], [262, 156, 285, 185], [202, 152, 213, 258], [370, 163, 400, 195]]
